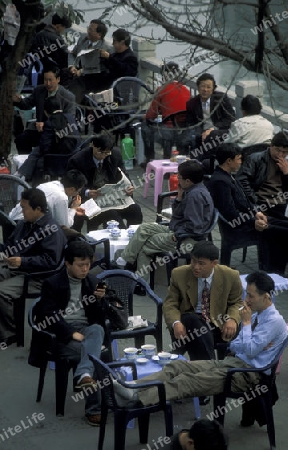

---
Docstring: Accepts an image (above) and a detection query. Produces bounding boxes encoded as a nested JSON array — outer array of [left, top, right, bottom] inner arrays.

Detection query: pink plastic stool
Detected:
[[143, 159, 178, 206]]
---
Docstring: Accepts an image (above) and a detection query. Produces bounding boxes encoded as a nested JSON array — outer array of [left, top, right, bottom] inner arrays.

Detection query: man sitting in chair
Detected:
[[0, 188, 66, 345], [116, 160, 214, 284], [34, 240, 106, 427], [163, 241, 242, 362], [140, 61, 191, 167], [111, 271, 287, 421], [67, 134, 143, 231]]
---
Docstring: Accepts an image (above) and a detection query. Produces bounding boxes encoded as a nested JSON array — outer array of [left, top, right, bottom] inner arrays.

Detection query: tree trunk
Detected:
[[0, 0, 44, 161]]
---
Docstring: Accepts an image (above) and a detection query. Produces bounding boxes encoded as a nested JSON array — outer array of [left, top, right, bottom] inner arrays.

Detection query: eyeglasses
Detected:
[[274, 147, 288, 155], [98, 150, 111, 155]]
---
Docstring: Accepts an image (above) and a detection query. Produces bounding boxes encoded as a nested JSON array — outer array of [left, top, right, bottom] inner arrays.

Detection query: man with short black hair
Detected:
[[31, 13, 72, 69], [13, 65, 75, 154], [117, 161, 214, 282], [67, 134, 143, 230], [68, 19, 113, 103], [100, 28, 138, 85], [141, 61, 191, 164], [223, 94, 274, 148], [0, 188, 66, 345], [34, 240, 106, 426], [163, 241, 242, 361], [236, 131, 288, 219], [170, 419, 228, 450]]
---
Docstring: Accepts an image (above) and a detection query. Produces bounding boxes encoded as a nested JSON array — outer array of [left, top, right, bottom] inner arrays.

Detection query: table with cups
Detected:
[[119, 344, 201, 423], [86, 221, 139, 260]]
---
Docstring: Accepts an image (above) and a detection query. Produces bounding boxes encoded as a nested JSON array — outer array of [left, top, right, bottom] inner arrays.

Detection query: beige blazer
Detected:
[[163, 264, 243, 330]]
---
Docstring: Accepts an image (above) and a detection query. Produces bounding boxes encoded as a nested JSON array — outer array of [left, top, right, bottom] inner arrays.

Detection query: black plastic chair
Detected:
[[213, 336, 288, 450], [218, 215, 261, 267], [95, 269, 163, 361], [0, 174, 30, 215], [28, 298, 110, 416], [14, 260, 65, 347], [86, 77, 153, 141], [0, 209, 16, 242], [88, 354, 173, 450]]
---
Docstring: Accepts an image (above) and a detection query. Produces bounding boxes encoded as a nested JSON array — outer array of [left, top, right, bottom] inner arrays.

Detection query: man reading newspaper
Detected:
[[67, 134, 143, 231]]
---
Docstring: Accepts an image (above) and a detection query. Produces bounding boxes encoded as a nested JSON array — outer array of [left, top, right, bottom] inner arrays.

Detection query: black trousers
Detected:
[[170, 312, 227, 361]]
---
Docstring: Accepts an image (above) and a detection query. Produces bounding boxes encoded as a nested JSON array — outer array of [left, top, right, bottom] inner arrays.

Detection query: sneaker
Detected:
[[75, 376, 97, 391], [85, 413, 101, 427], [113, 380, 139, 407], [116, 256, 127, 267]]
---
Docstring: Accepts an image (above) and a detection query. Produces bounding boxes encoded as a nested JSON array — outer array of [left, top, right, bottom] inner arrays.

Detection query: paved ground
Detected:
[[1, 162, 288, 450]]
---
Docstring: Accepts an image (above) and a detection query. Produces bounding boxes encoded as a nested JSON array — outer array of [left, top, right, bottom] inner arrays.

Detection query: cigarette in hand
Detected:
[[239, 306, 244, 311]]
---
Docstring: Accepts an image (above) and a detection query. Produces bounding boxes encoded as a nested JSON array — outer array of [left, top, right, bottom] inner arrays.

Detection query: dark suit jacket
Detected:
[[16, 85, 76, 122], [186, 91, 235, 132], [103, 48, 138, 83], [208, 166, 254, 225], [163, 264, 242, 330], [36, 269, 104, 343], [67, 147, 128, 198]]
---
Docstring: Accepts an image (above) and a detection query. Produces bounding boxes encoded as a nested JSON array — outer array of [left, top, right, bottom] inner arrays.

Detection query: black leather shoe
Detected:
[[134, 283, 146, 296]]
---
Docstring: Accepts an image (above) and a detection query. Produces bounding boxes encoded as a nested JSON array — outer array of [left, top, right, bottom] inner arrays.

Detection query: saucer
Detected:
[[136, 357, 149, 364], [152, 354, 178, 364]]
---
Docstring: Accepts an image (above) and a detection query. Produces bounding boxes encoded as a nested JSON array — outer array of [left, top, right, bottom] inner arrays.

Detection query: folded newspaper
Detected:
[[126, 315, 148, 330], [89, 88, 114, 104]]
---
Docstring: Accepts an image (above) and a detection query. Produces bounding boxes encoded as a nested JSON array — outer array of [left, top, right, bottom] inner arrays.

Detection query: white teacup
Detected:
[[107, 220, 119, 230], [141, 344, 156, 358], [176, 155, 186, 165], [110, 228, 121, 239], [158, 352, 172, 364], [124, 347, 138, 360], [127, 228, 135, 239]]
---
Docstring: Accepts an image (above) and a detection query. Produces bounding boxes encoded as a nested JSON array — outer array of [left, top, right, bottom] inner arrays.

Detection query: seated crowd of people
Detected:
[[1, 10, 288, 447]]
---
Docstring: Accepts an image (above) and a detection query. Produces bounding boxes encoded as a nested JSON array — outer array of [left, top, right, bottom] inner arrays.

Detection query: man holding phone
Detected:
[[32, 240, 107, 426]]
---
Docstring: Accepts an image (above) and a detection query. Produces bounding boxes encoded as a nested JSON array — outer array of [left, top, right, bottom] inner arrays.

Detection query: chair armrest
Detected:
[[86, 236, 111, 269], [223, 364, 275, 394], [117, 379, 168, 406]]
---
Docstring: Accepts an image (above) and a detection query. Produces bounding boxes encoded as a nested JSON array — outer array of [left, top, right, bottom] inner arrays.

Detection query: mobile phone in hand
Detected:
[[97, 281, 106, 289]]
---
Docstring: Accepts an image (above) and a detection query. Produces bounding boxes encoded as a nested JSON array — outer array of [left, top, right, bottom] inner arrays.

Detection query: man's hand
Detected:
[[202, 128, 214, 141], [13, 93, 21, 102], [7, 257, 21, 268], [94, 284, 106, 299], [72, 332, 85, 341], [239, 302, 253, 326], [173, 322, 187, 340], [177, 184, 184, 201], [69, 65, 81, 77], [275, 155, 288, 175], [70, 194, 82, 210], [255, 211, 268, 232], [100, 49, 110, 59], [125, 186, 134, 196], [221, 319, 237, 342], [88, 189, 102, 199], [75, 207, 86, 216], [36, 122, 44, 132]]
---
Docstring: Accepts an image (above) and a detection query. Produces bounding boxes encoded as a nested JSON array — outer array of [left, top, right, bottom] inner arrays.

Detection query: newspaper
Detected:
[[126, 315, 148, 330], [89, 88, 114, 104], [96, 169, 134, 213]]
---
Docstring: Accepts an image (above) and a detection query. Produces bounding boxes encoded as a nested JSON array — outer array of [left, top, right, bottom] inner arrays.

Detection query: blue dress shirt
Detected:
[[230, 304, 287, 369]]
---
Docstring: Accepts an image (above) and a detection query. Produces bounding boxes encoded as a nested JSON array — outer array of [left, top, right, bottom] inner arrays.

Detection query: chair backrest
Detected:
[[241, 143, 268, 161], [206, 208, 219, 235], [0, 174, 30, 214], [112, 77, 153, 112], [95, 269, 139, 317], [0, 209, 16, 241]]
